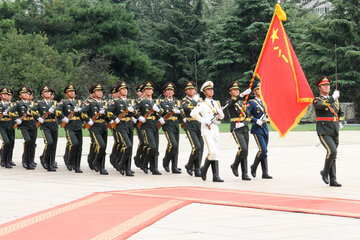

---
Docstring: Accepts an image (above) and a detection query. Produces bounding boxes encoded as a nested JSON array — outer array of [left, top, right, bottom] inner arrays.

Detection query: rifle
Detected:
[[157, 110, 175, 129], [36, 106, 55, 128], [14, 112, 29, 129], [61, 109, 76, 128], [109, 109, 129, 129], [83, 108, 104, 130], [137, 109, 154, 129]]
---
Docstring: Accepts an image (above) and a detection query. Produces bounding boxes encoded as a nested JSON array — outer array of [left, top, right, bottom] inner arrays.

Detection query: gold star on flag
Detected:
[[270, 28, 279, 44]]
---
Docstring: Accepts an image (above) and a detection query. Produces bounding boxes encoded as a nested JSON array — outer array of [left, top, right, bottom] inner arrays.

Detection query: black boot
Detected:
[[142, 153, 151, 174], [74, 153, 83, 173], [125, 156, 134, 177], [185, 155, 196, 176], [261, 158, 272, 179], [99, 155, 109, 175], [240, 158, 251, 181], [329, 163, 341, 187], [162, 151, 171, 172], [250, 156, 261, 178], [194, 156, 201, 177], [47, 157, 56, 172], [200, 159, 211, 181], [151, 156, 162, 175], [320, 157, 333, 185], [211, 160, 224, 182], [0, 148, 4, 167], [171, 154, 181, 174], [40, 152, 48, 170], [230, 155, 241, 177]]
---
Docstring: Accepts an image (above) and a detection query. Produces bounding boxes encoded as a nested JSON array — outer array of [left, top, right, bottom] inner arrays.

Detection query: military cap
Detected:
[[162, 82, 176, 92], [89, 83, 103, 93], [316, 76, 331, 87], [110, 85, 117, 94], [64, 84, 77, 93], [226, 81, 240, 91], [39, 86, 51, 95], [0, 87, 13, 96], [28, 88, 35, 96], [116, 81, 128, 91], [200, 81, 214, 92], [184, 81, 196, 90], [141, 81, 155, 91], [17, 86, 28, 95], [251, 81, 261, 91], [136, 84, 143, 92]]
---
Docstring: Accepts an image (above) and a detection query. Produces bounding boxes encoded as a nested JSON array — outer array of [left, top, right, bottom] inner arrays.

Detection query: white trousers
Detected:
[[201, 124, 220, 160]]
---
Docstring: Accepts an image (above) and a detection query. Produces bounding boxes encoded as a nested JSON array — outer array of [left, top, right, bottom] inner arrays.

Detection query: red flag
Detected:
[[255, 4, 314, 137]]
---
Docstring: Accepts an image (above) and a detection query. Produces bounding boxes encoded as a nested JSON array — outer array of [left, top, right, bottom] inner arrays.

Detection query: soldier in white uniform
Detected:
[[190, 81, 224, 182]]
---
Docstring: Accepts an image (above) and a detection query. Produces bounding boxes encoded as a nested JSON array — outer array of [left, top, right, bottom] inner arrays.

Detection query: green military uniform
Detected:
[[107, 81, 136, 176], [133, 84, 145, 168], [27, 88, 38, 168], [182, 81, 203, 177], [31, 86, 58, 171], [9, 87, 37, 170], [225, 81, 251, 180], [135, 82, 162, 175], [108, 85, 121, 170], [313, 76, 344, 187], [56, 84, 83, 173], [0, 88, 15, 168], [159, 82, 183, 174], [81, 84, 109, 175]]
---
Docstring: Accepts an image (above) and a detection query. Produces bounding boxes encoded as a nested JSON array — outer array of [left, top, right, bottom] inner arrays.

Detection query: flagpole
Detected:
[[236, 5, 279, 124], [334, 44, 338, 90]]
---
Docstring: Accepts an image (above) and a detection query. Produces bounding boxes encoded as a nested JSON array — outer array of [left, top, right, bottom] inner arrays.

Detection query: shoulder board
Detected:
[[216, 100, 221, 106], [78, 100, 81, 105], [53, 101, 57, 106], [198, 98, 203, 102], [155, 99, 159, 104]]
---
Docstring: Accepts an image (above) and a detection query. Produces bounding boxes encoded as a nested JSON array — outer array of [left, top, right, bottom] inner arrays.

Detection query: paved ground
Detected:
[[1, 131, 360, 239]]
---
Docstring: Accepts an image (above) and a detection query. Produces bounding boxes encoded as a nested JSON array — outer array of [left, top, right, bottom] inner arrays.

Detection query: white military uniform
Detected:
[[190, 85, 224, 161]]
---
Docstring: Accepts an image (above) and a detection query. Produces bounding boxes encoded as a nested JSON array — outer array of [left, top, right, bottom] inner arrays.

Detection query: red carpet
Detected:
[[1, 187, 360, 239]]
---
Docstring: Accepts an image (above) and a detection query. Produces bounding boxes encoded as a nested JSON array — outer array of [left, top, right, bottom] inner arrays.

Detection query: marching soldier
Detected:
[[81, 84, 109, 175], [9, 87, 37, 170], [109, 85, 121, 170], [190, 81, 224, 182], [225, 81, 252, 180], [182, 81, 203, 177], [247, 81, 272, 179], [0, 87, 15, 168], [313, 76, 344, 187], [159, 82, 182, 174], [87, 92, 96, 170], [133, 84, 145, 169], [107, 81, 136, 176], [27, 88, 38, 168], [135, 81, 162, 175], [32, 86, 58, 171], [56, 84, 83, 173]]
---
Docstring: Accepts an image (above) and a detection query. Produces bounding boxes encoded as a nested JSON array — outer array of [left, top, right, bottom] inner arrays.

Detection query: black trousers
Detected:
[[232, 128, 249, 165], [20, 122, 37, 167], [0, 123, 15, 166], [185, 129, 204, 169], [40, 124, 58, 167], [65, 128, 83, 168], [318, 134, 339, 180]]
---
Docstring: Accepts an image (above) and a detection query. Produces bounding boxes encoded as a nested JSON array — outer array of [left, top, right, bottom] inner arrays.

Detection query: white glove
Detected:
[[183, 118, 186, 123], [38, 118, 44, 123], [153, 105, 160, 112], [339, 122, 344, 129], [109, 120, 114, 125], [74, 106, 81, 112], [127, 106, 134, 112], [174, 108, 181, 114], [99, 109, 105, 115], [88, 119, 94, 126], [218, 112, 224, 120], [48, 107, 55, 113], [213, 120, 221, 125], [139, 116, 146, 123], [159, 117, 165, 125], [3, 110, 8, 116], [115, 118, 120, 124], [132, 117, 137, 124], [193, 94, 200, 102], [332, 90, 340, 100], [15, 119, 22, 125], [240, 88, 251, 97], [263, 117, 269, 122], [61, 117, 69, 123], [203, 118, 212, 125], [26, 110, 30, 115], [256, 119, 263, 126], [236, 122, 245, 128]]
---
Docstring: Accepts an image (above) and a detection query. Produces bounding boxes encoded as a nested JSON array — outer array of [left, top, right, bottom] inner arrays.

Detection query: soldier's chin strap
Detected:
[[237, 75, 255, 124]]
